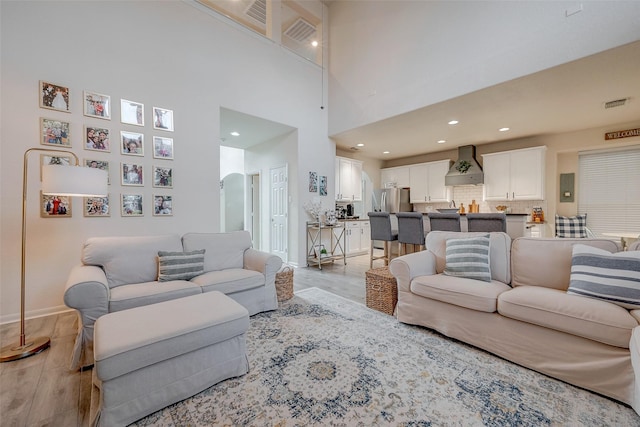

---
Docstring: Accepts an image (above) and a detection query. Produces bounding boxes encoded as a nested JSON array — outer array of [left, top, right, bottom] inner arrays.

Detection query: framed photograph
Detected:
[[83, 195, 110, 217], [39, 81, 70, 112], [120, 99, 144, 126], [40, 118, 71, 147], [41, 154, 72, 181], [309, 171, 318, 193], [84, 159, 110, 184], [83, 90, 111, 120], [121, 163, 143, 186], [121, 131, 144, 156], [153, 195, 173, 216], [153, 165, 173, 188], [153, 107, 174, 131], [319, 175, 327, 196], [85, 126, 110, 152], [121, 194, 143, 216], [153, 136, 173, 159], [40, 192, 72, 217]]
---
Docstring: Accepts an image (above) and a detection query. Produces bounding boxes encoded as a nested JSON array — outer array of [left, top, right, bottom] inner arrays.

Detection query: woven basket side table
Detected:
[[275, 267, 294, 302], [365, 267, 398, 316]]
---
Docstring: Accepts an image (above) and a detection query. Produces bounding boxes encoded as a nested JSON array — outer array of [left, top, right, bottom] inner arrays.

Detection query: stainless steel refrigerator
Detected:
[[372, 188, 412, 213]]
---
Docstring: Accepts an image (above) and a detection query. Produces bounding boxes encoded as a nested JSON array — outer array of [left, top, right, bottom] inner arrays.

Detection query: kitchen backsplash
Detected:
[[413, 185, 547, 217]]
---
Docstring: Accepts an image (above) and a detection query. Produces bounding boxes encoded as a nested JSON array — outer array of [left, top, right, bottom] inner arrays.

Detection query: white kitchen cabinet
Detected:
[[380, 166, 410, 188], [344, 220, 370, 256], [335, 157, 363, 201], [482, 146, 546, 201], [409, 160, 452, 203]]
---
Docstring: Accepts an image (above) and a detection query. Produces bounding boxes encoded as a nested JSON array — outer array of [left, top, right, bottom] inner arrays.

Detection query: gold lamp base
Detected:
[[0, 336, 50, 363]]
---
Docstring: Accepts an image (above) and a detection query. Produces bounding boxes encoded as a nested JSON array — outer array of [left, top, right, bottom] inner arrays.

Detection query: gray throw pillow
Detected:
[[443, 234, 491, 282], [157, 249, 205, 282]]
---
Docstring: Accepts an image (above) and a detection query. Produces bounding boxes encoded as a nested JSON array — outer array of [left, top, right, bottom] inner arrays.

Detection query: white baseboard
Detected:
[[0, 305, 73, 326]]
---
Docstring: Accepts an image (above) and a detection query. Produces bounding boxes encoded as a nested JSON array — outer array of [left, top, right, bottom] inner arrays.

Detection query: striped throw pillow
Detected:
[[157, 249, 206, 282], [443, 234, 491, 282], [567, 244, 640, 309]]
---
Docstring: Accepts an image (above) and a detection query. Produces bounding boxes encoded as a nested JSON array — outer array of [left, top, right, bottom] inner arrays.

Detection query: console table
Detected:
[[306, 222, 347, 269]]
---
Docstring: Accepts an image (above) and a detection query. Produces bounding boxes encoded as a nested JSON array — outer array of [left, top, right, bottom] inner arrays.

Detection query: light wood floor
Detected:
[[0, 253, 379, 427]]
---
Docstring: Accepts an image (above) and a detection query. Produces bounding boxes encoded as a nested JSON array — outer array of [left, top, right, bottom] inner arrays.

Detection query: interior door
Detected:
[[270, 165, 288, 262]]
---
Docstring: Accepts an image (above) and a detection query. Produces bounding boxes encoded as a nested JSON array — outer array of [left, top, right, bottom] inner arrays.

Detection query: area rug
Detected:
[[133, 288, 639, 426]]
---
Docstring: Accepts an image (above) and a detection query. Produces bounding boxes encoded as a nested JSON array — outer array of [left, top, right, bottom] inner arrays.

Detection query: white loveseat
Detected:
[[64, 231, 282, 369], [390, 231, 639, 408]]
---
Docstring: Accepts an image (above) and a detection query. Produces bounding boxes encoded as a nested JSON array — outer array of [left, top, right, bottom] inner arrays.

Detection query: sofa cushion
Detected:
[[83, 235, 183, 288], [157, 249, 205, 282], [443, 234, 491, 282], [498, 286, 636, 348], [109, 280, 201, 312], [182, 231, 252, 272], [411, 274, 511, 312], [555, 214, 588, 238], [567, 244, 640, 309], [191, 268, 264, 294]]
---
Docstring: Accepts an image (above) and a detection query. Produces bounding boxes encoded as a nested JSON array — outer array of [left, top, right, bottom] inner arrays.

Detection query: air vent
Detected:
[[245, 0, 266, 25], [604, 98, 628, 109], [349, 146, 360, 151], [284, 18, 316, 43]]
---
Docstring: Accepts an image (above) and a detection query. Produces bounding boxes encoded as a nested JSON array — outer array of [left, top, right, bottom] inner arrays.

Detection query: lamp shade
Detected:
[[42, 165, 108, 197]]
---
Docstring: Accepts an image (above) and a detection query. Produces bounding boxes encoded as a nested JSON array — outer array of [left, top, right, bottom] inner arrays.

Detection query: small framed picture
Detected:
[[319, 175, 327, 196], [40, 118, 71, 147], [84, 159, 110, 184], [153, 195, 173, 216], [122, 163, 143, 186], [39, 81, 70, 112], [120, 99, 144, 126], [83, 90, 111, 120], [85, 126, 110, 152], [153, 136, 173, 159], [84, 195, 110, 217], [153, 165, 173, 188], [121, 131, 144, 156], [309, 171, 318, 193], [121, 194, 143, 216], [41, 192, 72, 217], [153, 107, 174, 131], [41, 154, 72, 181]]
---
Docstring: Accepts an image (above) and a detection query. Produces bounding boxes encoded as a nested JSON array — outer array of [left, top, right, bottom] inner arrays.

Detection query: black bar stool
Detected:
[[367, 212, 398, 268], [466, 213, 507, 232], [396, 212, 426, 255], [427, 212, 461, 232]]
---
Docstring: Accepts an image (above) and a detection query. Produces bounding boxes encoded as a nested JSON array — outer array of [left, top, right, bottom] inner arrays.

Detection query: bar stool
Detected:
[[466, 213, 507, 232], [396, 212, 426, 255], [427, 212, 461, 232], [367, 212, 398, 268]]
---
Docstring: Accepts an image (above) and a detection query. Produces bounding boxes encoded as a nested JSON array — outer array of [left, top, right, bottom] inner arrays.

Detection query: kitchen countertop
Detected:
[[417, 212, 529, 216]]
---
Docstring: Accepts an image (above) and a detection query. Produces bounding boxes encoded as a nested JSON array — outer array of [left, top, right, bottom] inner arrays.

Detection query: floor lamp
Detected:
[[0, 147, 108, 363]]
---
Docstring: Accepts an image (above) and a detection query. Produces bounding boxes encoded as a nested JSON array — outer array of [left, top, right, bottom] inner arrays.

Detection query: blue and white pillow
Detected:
[[157, 249, 205, 282], [555, 214, 587, 238], [443, 234, 491, 282], [567, 244, 640, 309]]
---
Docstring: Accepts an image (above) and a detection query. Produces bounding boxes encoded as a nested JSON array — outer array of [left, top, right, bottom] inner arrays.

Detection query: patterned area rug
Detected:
[[133, 288, 639, 426]]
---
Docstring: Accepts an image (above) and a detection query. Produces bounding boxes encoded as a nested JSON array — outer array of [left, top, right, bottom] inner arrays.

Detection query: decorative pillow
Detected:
[[157, 249, 205, 282], [555, 214, 587, 238], [567, 244, 640, 309], [443, 234, 491, 282]]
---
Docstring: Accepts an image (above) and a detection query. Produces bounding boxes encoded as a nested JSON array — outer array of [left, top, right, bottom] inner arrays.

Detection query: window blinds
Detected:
[[578, 147, 640, 238]]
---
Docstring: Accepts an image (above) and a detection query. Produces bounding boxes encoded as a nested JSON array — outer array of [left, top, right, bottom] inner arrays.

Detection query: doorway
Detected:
[[269, 165, 288, 262]]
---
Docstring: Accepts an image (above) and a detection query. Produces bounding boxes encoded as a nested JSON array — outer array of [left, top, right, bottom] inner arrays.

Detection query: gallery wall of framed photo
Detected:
[[39, 80, 175, 218]]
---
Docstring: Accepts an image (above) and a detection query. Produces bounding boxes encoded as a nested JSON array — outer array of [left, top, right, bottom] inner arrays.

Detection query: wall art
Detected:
[[40, 118, 71, 147], [84, 195, 110, 217], [121, 194, 143, 216], [153, 107, 173, 131], [83, 90, 111, 120], [120, 99, 144, 126], [121, 131, 144, 156], [40, 192, 71, 217], [153, 195, 173, 216], [153, 165, 173, 188], [85, 126, 110, 152], [39, 81, 70, 112], [121, 162, 143, 186]]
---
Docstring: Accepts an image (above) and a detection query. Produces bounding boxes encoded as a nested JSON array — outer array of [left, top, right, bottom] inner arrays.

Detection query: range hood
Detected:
[[445, 145, 484, 186]]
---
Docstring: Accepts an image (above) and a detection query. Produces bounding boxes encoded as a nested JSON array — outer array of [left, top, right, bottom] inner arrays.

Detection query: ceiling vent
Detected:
[[284, 18, 316, 43], [604, 98, 628, 109], [349, 146, 360, 151], [244, 0, 266, 25]]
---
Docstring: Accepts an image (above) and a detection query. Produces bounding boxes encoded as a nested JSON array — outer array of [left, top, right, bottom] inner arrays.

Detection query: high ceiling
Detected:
[[331, 40, 640, 161]]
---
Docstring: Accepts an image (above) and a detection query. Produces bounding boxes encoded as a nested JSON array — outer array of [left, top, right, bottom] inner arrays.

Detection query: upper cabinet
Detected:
[[408, 160, 452, 203], [335, 156, 363, 201], [482, 146, 546, 201], [380, 166, 410, 188]]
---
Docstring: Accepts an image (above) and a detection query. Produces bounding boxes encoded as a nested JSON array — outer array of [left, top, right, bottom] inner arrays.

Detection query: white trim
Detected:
[[0, 305, 73, 325]]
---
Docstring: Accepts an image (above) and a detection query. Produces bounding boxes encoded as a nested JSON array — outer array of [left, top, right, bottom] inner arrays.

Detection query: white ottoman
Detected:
[[93, 291, 249, 427]]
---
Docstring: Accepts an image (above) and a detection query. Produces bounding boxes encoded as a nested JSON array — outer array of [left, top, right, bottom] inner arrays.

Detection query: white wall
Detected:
[[0, 0, 331, 321], [328, 1, 640, 135]]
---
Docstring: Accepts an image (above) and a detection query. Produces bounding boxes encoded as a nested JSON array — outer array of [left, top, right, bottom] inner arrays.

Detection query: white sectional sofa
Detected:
[[390, 231, 639, 408], [64, 230, 282, 369]]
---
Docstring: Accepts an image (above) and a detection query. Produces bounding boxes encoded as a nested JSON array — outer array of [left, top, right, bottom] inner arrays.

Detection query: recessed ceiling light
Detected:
[[499, 127, 510, 132], [383, 151, 390, 154], [437, 140, 446, 144], [230, 131, 240, 136], [356, 143, 364, 147], [311, 40, 318, 47], [448, 120, 459, 125]]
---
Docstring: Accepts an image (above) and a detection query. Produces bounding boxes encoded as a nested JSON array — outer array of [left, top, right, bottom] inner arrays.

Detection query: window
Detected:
[[578, 147, 640, 237]]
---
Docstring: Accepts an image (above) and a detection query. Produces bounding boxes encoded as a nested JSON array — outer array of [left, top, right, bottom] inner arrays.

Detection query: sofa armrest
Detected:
[[389, 251, 437, 293], [64, 265, 110, 370], [244, 249, 283, 311]]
